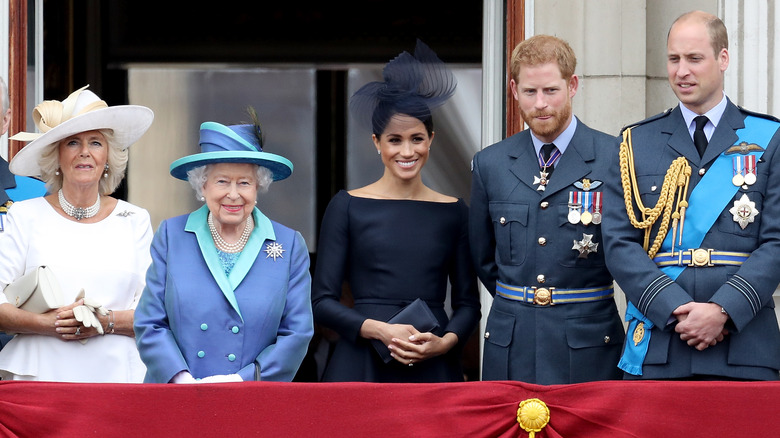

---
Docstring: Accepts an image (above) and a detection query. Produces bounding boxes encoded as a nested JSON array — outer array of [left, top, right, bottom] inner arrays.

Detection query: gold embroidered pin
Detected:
[[725, 141, 764, 155], [633, 322, 645, 346], [573, 178, 602, 191]]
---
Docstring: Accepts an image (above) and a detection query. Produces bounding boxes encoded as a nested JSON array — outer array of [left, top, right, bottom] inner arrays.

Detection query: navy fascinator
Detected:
[[349, 39, 457, 135]]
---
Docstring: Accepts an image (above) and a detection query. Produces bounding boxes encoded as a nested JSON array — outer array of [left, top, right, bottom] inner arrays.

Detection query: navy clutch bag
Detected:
[[371, 298, 441, 364]]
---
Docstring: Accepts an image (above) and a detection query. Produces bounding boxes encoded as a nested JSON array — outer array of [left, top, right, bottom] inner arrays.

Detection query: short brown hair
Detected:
[[509, 35, 577, 82], [670, 11, 728, 56]]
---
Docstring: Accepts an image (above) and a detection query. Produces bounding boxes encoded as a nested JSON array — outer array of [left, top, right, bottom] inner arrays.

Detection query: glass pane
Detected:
[[126, 67, 317, 251]]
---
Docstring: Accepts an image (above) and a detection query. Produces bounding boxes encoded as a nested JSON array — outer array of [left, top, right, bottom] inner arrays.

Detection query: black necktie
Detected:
[[541, 143, 557, 176], [693, 116, 709, 158], [541, 143, 556, 162]]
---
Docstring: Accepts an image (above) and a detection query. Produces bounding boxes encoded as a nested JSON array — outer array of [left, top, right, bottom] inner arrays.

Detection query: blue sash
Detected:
[[619, 115, 780, 375]]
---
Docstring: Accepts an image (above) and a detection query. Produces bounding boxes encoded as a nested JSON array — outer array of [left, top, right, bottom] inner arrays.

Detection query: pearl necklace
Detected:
[[58, 189, 101, 221], [208, 212, 254, 253]]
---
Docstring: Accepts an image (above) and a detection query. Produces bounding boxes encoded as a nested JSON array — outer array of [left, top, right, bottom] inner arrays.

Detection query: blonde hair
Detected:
[[39, 129, 129, 195]]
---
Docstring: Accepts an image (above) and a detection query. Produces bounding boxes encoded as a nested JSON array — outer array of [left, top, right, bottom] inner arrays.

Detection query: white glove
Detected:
[[171, 371, 198, 384], [82, 296, 109, 316], [197, 374, 243, 383], [72, 305, 104, 335]]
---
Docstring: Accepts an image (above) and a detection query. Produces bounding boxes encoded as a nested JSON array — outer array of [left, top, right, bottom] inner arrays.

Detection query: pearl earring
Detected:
[[376, 150, 381, 155], [55, 170, 60, 176], [103, 164, 109, 178], [199, 196, 205, 202]]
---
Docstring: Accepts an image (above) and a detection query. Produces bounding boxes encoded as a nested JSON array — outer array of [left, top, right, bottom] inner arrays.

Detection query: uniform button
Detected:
[[650, 185, 657, 192], [540, 201, 549, 209], [604, 336, 611, 344], [198, 351, 205, 358], [537, 274, 545, 283], [699, 168, 706, 176], [484, 332, 490, 339], [538, 237, 547, 246], [232, 326, 239, 334], [200, 324, 208, 331], [228, 354, 236, 362], [499, 217, 507, 225]]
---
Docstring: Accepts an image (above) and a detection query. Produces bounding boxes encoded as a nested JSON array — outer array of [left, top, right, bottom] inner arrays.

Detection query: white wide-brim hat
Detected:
[[9, 85, 154, 177]]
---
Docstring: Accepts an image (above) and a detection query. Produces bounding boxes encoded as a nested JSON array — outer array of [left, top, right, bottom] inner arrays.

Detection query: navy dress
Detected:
[[312, 190, 480, 382]]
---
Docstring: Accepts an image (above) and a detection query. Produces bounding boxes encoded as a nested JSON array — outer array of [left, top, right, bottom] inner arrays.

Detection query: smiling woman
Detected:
[[311, 40, 480, 383], [134, 112, 313, 384]]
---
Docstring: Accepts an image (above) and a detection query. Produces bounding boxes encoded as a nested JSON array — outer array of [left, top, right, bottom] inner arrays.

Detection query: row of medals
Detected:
[[732, 171, 756, 187], [567, 198, 601, 225], [568, 207, 600, 225]]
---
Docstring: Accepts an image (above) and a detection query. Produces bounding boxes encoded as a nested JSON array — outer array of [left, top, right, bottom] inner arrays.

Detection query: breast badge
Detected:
[[729, 193, 759, 229], [725, 141, 764, 155], [572, 233, 598, 259]]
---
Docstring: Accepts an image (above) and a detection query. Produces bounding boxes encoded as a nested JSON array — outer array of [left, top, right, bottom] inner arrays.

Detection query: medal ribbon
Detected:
[[746, 155, 757, 182], [537, 147, 562, 169], [568, 191, 581, 211], [593, 192, 602, 215], [732, 156, 743, 179], [582, 191, 592, 215]]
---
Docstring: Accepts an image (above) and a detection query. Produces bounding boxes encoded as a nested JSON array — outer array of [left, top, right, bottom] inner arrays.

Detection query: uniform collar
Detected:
[[531, 115, 578, 156]]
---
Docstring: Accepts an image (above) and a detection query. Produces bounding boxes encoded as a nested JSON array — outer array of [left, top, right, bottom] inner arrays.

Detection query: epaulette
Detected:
[[737, 105, 780, 123], [619, 107, 675, 134]]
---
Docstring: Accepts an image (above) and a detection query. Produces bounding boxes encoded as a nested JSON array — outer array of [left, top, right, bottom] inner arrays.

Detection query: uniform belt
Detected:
[[652, 249, 750, 268], [495, 281, 614, 306]]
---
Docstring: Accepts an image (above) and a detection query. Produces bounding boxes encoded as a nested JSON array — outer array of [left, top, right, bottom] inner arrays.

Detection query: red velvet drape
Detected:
[[0, 380, 776, 437]]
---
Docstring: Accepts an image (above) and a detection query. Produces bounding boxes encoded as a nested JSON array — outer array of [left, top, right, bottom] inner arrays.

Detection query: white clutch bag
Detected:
[[3, 266, 64, 313]]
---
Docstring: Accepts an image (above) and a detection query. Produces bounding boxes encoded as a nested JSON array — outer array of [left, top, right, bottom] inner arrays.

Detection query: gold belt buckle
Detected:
[[688, 248, 714, 267], [532, 287, 554, 306]]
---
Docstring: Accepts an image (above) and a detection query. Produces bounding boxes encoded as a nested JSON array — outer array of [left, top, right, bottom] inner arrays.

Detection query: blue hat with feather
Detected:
[[169, 121, 293, 181]]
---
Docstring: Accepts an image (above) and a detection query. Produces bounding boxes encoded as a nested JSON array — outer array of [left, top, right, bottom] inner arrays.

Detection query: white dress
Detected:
[[0, 197, 152, 382]]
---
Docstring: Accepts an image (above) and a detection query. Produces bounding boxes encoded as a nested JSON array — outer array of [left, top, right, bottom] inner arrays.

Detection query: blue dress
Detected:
[[311, 190, 480, 382], [134, 205, 314, 383]]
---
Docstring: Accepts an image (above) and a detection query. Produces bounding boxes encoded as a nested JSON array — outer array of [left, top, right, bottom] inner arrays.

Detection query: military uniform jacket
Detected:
[[0, 159, 46, 207], [134, 205, 314, 383], [470, 117, 624, 384], [601, 100, 780, 380]]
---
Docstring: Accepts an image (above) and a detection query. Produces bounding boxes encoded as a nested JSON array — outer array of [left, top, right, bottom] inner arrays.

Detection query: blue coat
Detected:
[[602, 100, 780, 380], [470, 117, 624, 384], [134, 205, 313, 383]]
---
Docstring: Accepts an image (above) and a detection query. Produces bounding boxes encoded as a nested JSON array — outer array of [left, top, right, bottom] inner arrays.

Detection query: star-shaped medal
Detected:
[[264, 242, 285, 261], [729, 193, 759, 230], [572, 233, 599, 259], [533, 170, 550, 191]]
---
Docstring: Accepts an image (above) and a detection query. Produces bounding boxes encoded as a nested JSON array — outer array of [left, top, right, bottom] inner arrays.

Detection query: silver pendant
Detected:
[[729, 193, 759, 230], [572, 233, 599, 259], [533, 171, 550, 191]]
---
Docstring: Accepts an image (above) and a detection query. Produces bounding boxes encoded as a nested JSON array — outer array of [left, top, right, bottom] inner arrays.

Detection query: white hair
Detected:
[[187, 163, 273, 201]]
